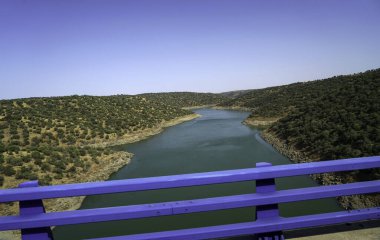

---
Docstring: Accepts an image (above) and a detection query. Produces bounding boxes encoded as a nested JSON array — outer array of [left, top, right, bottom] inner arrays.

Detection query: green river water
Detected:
[[53, 109, 341, 239]]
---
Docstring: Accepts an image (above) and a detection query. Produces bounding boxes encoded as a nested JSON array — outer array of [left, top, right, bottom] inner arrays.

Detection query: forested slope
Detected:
[[269, 73, 379, 161], [220, 69, 380, 208], [139, 92, 228, 108], [0, 92, 227, 189], [219, 89, 252, 99], [219, 70, 380, 121], [218, 69, 380, 160], [0, 95, 193, 188]]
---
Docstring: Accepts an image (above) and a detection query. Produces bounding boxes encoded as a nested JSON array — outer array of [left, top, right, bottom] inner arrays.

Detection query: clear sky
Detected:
[[1, 0, 380, 99]]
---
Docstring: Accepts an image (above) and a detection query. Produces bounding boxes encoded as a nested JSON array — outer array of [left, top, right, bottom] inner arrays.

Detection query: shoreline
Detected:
[[243, 117, 279, 128], [86, 113, 200, 148], [0, 113, 200, 240], [182, 105, 216, 110], [48, 113, 200, 210], [247, 123, 380, 240], [259, 129, 380, 210]]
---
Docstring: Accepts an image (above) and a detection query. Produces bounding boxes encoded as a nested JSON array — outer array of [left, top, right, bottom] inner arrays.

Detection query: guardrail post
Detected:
[[255, 162, 284, 240], [19, 181, 53, 240]]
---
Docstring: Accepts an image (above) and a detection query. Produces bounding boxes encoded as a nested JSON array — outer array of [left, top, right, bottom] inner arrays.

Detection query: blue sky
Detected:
[[1, 0, 380, 99]]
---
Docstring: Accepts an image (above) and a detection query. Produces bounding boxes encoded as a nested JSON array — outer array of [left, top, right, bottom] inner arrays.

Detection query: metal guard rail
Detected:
[[0, 156, 379, 240]]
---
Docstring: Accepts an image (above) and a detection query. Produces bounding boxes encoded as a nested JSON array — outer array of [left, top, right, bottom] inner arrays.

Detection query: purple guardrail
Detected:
[[0, 156, 379, 240]]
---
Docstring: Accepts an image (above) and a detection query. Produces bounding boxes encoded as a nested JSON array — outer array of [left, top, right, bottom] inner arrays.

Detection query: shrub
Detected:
[[3, 165, 16, 176], [40, 175, 52, 185], [7, 145, 20, 152], [6, 156, 22, 166], [31, 151, 43, 160], [0, 175, 4, 186]]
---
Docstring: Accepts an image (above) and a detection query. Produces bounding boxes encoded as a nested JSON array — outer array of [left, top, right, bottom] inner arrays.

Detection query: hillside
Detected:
[[0, 95, 197, 190], [219, 89, 252, 99], [269, 72, 380, 161], [219, 69, 380, 209], [219, 69, 380, 160], [139, 92, 228, 108], [219, 70, 379, 120], [0, 92, 229, 192]]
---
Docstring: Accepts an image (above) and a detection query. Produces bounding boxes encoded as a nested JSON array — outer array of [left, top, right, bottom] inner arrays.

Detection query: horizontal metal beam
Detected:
[[90, 208, 380, 240], [0, 156, 379, 203], [1, 180, 379, 231]]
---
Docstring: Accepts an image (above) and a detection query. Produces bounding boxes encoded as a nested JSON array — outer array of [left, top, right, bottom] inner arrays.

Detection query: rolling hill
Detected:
[[218, 69, 380, 209], [0, 93, 226, 188]]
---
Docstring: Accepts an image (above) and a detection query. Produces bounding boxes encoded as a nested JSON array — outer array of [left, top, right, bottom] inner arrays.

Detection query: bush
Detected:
[[3, 165, 16, 176], [40, 162, 51, 171], [40, 175, 52, 185], [7, 145, 20, 152], [6, 156, 22, 166], [31, 151, 44, 160], [31, 137, 41, 146]]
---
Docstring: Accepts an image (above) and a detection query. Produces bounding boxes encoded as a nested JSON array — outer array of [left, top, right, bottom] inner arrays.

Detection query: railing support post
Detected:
[[255, 162, 284, 240], [19, 181, 53, 240]]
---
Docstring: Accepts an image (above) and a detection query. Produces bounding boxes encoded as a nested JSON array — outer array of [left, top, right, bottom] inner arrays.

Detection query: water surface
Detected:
[[54, 109, 341, 239]]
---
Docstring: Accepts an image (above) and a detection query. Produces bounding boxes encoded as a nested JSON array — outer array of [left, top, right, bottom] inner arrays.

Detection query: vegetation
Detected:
[[1, 70, 379, 208], [219, 69, 380, 208], [219, 89, 252, 99], [0, 93, 221, 188], [219, 69, 380, 160], [139, 92, 228, 108], [219, 71, 379, 119], [269, 71, 380, 161], [256, 69, 380, 160]]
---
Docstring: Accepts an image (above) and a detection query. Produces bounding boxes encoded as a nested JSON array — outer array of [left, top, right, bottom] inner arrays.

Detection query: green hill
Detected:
[[0, 92, 227, 189], [219, 70, 379, 121], [219, 89, 252, 99], [269, 72, 380, 161], [219, 69, 380, 160], [139, 92, 228, 108], [219, 69, 380, 209]]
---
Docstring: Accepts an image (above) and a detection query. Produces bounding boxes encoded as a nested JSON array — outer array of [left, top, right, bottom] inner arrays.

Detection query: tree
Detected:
[[31, 151, 43, 160], [0, 175, 4, 186], [3, 165, 15, 176]]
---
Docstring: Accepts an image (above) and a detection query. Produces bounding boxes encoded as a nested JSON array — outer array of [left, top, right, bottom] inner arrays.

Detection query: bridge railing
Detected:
[[0, 156, 379, 240]]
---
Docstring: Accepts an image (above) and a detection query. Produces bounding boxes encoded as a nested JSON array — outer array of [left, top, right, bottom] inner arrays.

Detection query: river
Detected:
[[53, 109, 341, 239]]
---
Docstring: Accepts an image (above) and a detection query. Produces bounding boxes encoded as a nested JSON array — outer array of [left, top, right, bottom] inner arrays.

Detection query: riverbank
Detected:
[[260, 130, 380, 209], [212, 107, 280, 128], [0, 113, 200, 240], [243, 117, 279, 128], [182, 105, 217, 110], [257, 130, 380, 240], [86, 113, 200, 148]]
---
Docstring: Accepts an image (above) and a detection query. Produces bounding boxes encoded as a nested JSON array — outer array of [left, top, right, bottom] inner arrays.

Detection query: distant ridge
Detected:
[[219, 89, 253, 99], [139, 92, 228, 108]]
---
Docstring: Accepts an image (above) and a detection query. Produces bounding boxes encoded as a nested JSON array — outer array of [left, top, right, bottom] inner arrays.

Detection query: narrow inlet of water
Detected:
[[53, 109, 341, 239]]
